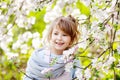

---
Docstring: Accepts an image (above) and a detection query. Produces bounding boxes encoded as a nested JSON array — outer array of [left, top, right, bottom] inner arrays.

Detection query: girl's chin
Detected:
[[54, 47, 66, 51]]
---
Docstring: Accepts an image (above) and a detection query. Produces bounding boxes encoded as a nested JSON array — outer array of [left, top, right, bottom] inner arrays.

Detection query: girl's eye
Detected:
[[63, 34, 69, 36], [54, 33, 58, 35], [63, 34, 67, 36]]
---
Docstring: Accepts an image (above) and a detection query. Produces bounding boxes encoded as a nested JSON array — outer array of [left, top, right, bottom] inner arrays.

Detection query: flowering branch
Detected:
[[75, 38, 95, 54]]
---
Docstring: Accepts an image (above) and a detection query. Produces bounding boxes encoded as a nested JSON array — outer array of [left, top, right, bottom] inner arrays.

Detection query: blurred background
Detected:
[[0, 0, 120, 80]]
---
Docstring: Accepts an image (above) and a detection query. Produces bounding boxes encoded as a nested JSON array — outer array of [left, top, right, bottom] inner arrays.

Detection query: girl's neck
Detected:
[[49, 47, 63, 55]]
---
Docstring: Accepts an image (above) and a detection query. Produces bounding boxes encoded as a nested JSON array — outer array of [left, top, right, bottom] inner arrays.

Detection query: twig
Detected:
[[113, 67, 116, 80], [78, 56, 94, 59], [79, 39, 95, 54], [82, 47, 110, 70], [19, 70, 33, 79], [73, 38, 89, 46]]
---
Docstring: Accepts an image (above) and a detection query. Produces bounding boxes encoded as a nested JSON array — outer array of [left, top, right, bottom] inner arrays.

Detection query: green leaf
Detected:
[[45, 72, 53, 79], [76, 0, 90, 16], [113, 42, 118, 50], [29, 8, 46, 37]]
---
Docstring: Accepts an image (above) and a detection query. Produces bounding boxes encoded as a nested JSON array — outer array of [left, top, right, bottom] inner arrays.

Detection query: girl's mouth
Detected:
[[56, 42, 64, 46]]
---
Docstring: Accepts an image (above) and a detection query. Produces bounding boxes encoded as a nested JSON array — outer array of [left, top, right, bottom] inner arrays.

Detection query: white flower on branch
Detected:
[[64, 0, 77, 4], [92, 30, 105, 41], [66, 6, 73, 14], [102, 66, 109, 74], [27, 17, 36, 24], [75, 68, 83, 80], [56, 0, 66, 8], [0, 41, 10, 53], [104, 56, 116, 66], [81, 0, 91, 6], [0, 2, 7, 8], [117, 46, 120, 54], [12, 40, 21, 50], [20, 44, 29, 54], [92, 58, 98, 68], [22, 31, 33, 42], [32, 37, 41, 49], [77, 14, 87, 24], [81, 27, 89, 41], [104, 24, 112, 33], [6, 52, 19, 60], [33, 32, 40, 38], [41, 68, 53, 74], [0, 14, 8, 22], [65, 62, 73, 72], [62, 45, 78, 63], [15, 15, 26, 28], [116, 30, 120, 41], [84, 68, 91, 79], [7, 24, 13, 30], [44, 6, 62, 23]]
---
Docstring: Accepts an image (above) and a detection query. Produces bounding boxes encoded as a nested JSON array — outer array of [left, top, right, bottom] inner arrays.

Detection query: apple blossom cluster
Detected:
[[0, 0, 51, 56]]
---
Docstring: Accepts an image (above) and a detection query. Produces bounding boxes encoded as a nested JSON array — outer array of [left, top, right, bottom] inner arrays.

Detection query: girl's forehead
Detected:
[[53, 26, 61, 30], [53, 27, 62, 32], [52, 26, 69, 35]]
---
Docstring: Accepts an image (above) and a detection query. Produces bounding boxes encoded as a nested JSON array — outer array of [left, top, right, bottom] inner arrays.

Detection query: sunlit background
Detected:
[[0, 0, 120, 80]]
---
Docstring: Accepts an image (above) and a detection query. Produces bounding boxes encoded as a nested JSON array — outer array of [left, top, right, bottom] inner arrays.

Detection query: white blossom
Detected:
[[104, 56, 116, 66], [20, 44, 29, 54], [102, 66, 109, 74], [0, 15, 5, 22], [7, 24, 13, 30], [44, 10, 61, 23], [32, 37, 41, 49], [84, 68, 91, 79], [12, 40, 22, 50], [92, 58, 98, 68], [41, 68, 53, 74], [71, 9, 81, 18], [81, 27, 89, 40], [62, 45, 78, 63], [75, 68, 83, 80], [104, 24, 112, 33], [66, 6, 73, 14], [15, 15, 26, 28], [0, 41, 10, 52], [22, 31, 33, 42], [6, 52, 19, 60], [81, 0, 91, 6], [32, 32, 40, 38], [78, 41, 87, 49], [44, 5, 62, 23], [64, 0, 77, 4], [117, 46, 120, 54], [0, 2, 7, 8], [65, 62, 73, 72], [56, 0, 66, 8], [27, 17, 36, 24]]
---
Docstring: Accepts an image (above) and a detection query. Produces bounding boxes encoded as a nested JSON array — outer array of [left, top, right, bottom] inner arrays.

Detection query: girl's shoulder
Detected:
[[34, 47, 45, 53], [30, 47, 51, 63], [32, 47, 50, 56]]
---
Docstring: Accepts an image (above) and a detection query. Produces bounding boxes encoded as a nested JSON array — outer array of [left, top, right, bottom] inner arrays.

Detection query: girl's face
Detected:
[[50, 27, 71, 55]]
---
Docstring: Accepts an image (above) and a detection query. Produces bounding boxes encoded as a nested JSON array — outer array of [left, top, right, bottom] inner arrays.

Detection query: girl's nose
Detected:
[[57, 35, 62, 40]]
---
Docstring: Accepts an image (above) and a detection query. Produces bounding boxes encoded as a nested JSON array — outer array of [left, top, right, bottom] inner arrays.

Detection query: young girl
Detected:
[[23, 15, 80, 80]]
